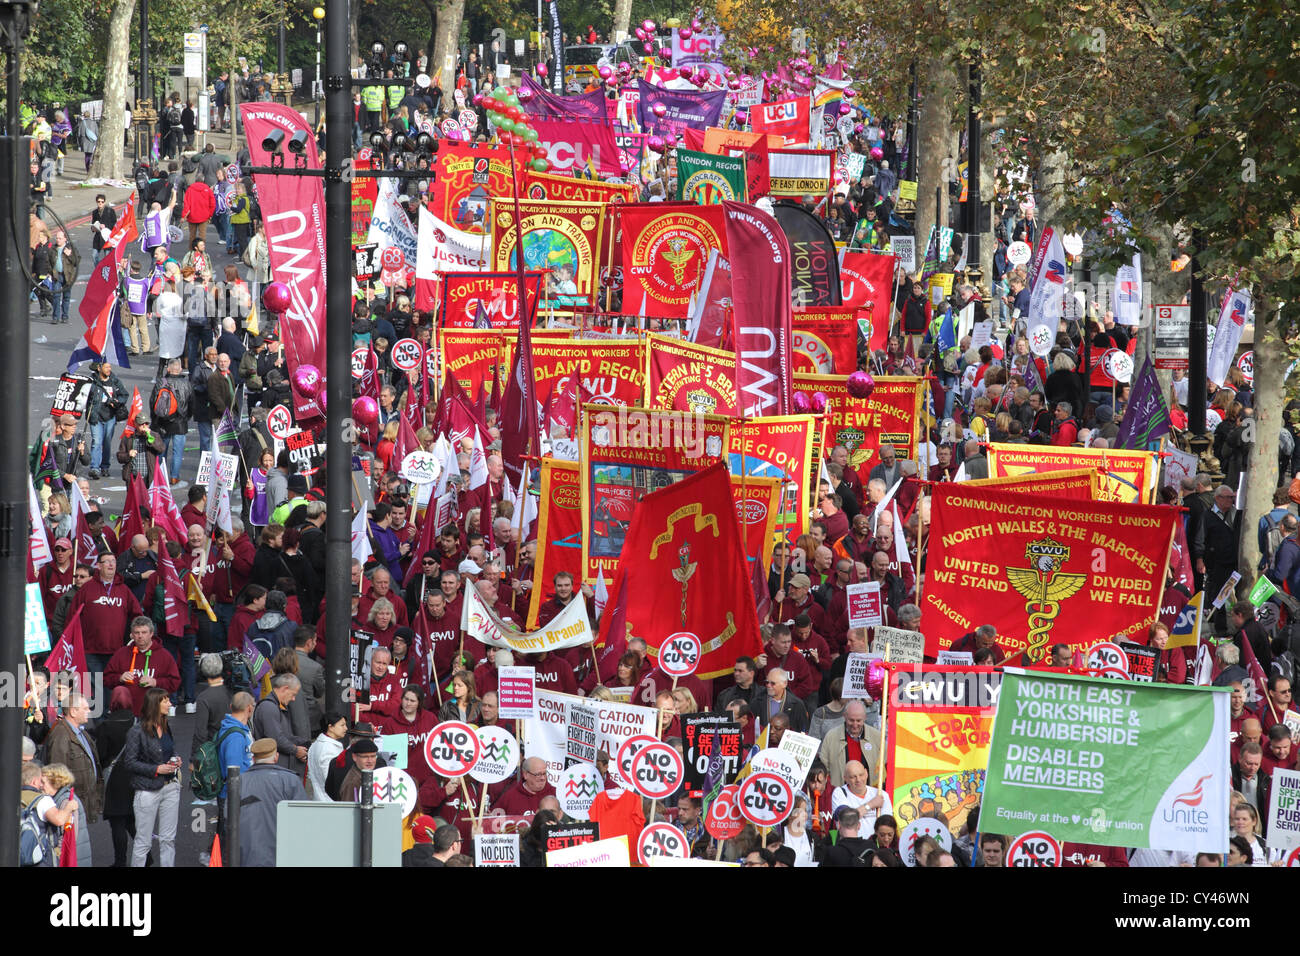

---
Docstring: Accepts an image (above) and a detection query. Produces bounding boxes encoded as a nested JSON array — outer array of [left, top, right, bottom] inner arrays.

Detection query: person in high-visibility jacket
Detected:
[[386, 72, 405, 111], [361, 84, 384, 131]]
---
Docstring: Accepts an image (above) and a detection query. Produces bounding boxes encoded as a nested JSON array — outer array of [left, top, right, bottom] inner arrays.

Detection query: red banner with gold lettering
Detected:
[[439, 329, 507, 403], [922, 483, 1178, 664], [531, 338, 646, 409], [792, 307, 861, 375], [792, 374, 924, 471], [429, 142, 524, 235], [646, 334, 739, 416], [727, 415, 818, 542], [620, 204, 728, 317]]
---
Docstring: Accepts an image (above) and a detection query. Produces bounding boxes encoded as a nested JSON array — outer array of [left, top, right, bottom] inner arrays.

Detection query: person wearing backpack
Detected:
[[206, 691, 254, 848], [819, 807, 873, 867], [1258, 489, 1295, 572], [20, 762, 77, 867], [151, 358, 192, 480]]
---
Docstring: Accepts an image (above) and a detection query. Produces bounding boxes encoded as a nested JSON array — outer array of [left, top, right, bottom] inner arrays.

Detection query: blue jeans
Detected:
[[166, 432, 185, 478], [186, 328, 210, 371], [90, 419, 116, 471], [52, 280, 73, 321], [163, 632, 197, 704], [212, 211, 231, 247], [196, 418, 213, 456]]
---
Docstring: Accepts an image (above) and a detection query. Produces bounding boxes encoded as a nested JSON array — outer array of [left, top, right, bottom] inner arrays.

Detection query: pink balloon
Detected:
[[854, 123, 864, 134], [352, 396, 379, 428], [691, 18, 702, 31], [536, 63, 548, 77], [811, 391, 829, 414], [598, 65, 613, 80], [642, 42, 653, 54], [844, 88, 858, 99], [262, 281, 292, 314], [292, 364, 321, 398], [678, 64, 694, 79], [641, 18, 656, 32], [839, 103, 852, 116], [866, 659, 887, 700], [517, 87, 534, 103], [870, 146, 884, 160], [792, 391, 812, 413], [647, 134, 665, 153], [679, 27, 693, 39], [652, 102, 668, 118], [847, 370, 876, 399]]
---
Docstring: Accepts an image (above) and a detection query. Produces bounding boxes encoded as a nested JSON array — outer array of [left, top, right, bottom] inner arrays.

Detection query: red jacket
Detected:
[[227, 604, 264, 650], [529, 654, 579, 696], [359, 588, 410, 627], [201, 533, 256, 605], [38, 561, 75, 620], [364, 669, 403, 721], [376, 708, 440, 783], [180, 503, 206, 531], [70, 576, 144, 656], [413, 607, 463, 680], [1061, 842, 1130, 867], [182, 182, 216, 223], [418, 775, 483, 844], [473, 662, 499, 697], [104, 641, 181, 714], [757, 643, 818, 699]]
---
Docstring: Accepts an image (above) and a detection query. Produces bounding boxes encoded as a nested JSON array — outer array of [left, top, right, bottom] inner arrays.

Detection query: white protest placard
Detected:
[[400, 450, 441, 486], [24, 583, 51, 655], [474, 832, 521, 867], [900, 817, 952, 867], [370, 767, 418, 817], [841, 652, 875, 700], [1270, 769, 1300, 851], [546, 834, 631, 868], [469, 725, 520, 784], [749, 747, 803, 791], [1285, 711, 1300, 745], [777, 731, 819, 784], [936, 649, 974, 666], [497, 665, 536, 720], [970, 321, 994, 350], [526, 690, 658, 786], [558, 763, 601, 820], [1162, 446, 1198, 490], [871, 626, 925, 663], [889, 235, 915, 273], [266, 404, 294, 441], [846, 581, 883, 629]]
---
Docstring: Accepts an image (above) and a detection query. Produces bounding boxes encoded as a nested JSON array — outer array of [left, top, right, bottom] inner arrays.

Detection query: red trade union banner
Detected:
[[727, 416, 818, 542], [792, 307, 859, 374], [580, 406, 730, 583], [531, 338, 646, 409], [491, 200, 606, 298], [840, 250, 898, 310], [984, 442, 1156, 504], [646, 334, 739, 416], [524, 170, 639, 205], [595, 463, 764, 679], [527, 459, 584, 627], [350, 148, 379, 246], [440, 329, 508, 403], [702, 127, 785, 155], [725, 201, 793, 417], [751, 98, 811, 146], [429, 142, 523, 235], [240, 103, 326, 421], [731, 475, 782, 570], [530, 116, 623, 178], [621, 204, 728, 318], [792, 373, 924, 468], [885, 664, 999, 837], [921, 483, 1179, 664], [440, 272, 546, 329], [963, 467, 1098, 500]]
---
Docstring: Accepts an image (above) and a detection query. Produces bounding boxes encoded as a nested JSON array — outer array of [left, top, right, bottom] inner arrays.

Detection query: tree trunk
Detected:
[[914, 55, 957, 273], [1034, 148, 1070, 228], [1238, 301, 1284, 583], [612, 0, 634, 42], [433, 0, 466, 85], [89, 0, 137, 181]]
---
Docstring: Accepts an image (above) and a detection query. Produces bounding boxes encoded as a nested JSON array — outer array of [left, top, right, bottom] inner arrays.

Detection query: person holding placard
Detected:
[[829, 760, 892, 831]]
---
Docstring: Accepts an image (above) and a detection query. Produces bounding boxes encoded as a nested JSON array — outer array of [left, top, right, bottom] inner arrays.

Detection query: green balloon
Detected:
[[493, 86, 510, 100], [523, 127, 539, 143], [531, 158, 548, 172], [505, 94, 520, 109]]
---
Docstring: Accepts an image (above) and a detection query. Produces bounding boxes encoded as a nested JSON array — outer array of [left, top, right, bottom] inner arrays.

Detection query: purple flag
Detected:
[[1116, 356, 1171, 449]]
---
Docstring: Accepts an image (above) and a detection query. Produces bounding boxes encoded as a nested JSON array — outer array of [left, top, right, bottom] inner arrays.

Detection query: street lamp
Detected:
[[313, 6, 325, 126]]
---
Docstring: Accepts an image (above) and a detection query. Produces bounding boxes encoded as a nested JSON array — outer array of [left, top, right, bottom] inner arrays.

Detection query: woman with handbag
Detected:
[[122, 687, 183, 867]]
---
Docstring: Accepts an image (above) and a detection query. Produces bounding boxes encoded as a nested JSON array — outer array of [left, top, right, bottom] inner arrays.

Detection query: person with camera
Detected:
[[86, 361, 129, 480]]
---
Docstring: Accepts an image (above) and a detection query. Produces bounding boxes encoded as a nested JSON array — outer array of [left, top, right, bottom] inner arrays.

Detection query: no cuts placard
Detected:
[[659, 632, 702, 677], [424, 721, 482, 777], [737, 772, 794, 827]]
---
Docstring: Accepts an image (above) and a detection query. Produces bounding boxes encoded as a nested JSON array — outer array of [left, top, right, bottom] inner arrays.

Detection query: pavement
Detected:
[[30, 149, 241, 867]]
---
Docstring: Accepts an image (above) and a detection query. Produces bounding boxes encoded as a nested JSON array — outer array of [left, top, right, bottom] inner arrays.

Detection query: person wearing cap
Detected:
[[37, 535, 76, 620], [337, 736, 381, 802], [402, 814, 451, 866], [236, 736, 308, 866], [772, 573, 827, 637]]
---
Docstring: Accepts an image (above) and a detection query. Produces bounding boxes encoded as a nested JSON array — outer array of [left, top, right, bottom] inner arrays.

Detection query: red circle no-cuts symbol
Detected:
[[659, 632, 701, 678], [1087, 642, 1128, 674], [737, 772, 793, 827], [351, 348, 368, 379], [266, 404, 293, 441], [1286, 846, 1300, 867], [1007, 831, 1062, 867], [705, 784, 745, 840], [615, 734, 658, 789], [424, 720, 481, 777], [628, 741, 684, 800], [637, 822, 688, 864], [381, 248, 405, 271], [391, 338, 423, 373]]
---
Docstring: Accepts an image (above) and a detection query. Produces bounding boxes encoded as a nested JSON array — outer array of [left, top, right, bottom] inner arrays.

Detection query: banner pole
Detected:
[[914, 496, 929, 603], [875, 645, 890, 788]]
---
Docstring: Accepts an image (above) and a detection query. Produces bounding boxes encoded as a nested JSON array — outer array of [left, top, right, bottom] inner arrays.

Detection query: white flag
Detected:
[[368, 177, 419, 269], [351, 506, 372, 565], [1026, 226, 1066, 331], [29, 481, 52, 573], [416, 205, 488, 280], [1207, 288, 1251, 387]]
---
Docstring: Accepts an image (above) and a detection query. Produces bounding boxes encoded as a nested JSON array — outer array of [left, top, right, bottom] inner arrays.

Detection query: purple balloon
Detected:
[[847, 370, 876, 399], [792, 391, 812, 413], [292, 364, 321, 399], [262, 281, 292, 314], [811, 391, 829, 414], [352, 396, 379, 428]]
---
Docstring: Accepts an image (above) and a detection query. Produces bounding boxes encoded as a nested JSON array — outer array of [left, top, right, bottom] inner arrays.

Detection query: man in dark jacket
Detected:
[[252, 672, 309, 772], [152, 358, 192, 480], [48, 413, 90, 484], [191, 346, 218, 453], [50, 229, 81, 324], [86, 361, 129, 479], [90, 194, 118, 262], [820, 807, 872, 866], [1195, 484, 1243, 634], [238, 737, 308, 866], [750, 668, 809, 732]]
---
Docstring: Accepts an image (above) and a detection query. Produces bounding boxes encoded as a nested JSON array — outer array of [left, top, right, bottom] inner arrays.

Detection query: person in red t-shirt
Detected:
[[490, 757, 556, 818], [103, 616, 181, 715]]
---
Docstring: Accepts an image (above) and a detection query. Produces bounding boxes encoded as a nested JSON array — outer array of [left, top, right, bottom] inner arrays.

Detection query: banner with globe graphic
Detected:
[[491, 200, 606, 301]]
